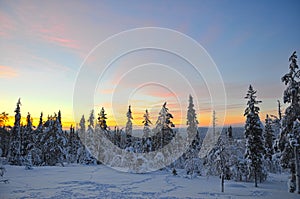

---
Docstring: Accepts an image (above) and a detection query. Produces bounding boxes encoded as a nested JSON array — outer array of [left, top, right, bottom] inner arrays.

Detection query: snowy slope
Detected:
[[0, 165, 298, 199]]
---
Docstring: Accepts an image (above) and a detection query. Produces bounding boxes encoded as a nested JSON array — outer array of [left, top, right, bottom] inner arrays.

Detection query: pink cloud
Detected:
[[42, 35, 79, 49], [0, 65, 18, 78], [141, 89, 176, 98], [0, 12, 16, 37]]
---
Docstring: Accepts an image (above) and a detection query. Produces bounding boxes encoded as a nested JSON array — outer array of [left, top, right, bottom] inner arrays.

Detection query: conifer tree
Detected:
[[264, 115, 275, 162], [8, 98, 22, 165], [125, 105, 133, 136], [98, 107, 108, 131], [244, 85, 264, 187], [184, 95, 201, 178], [79, 115, 86, 145], [86, 110, 95, 154], [142, 109, 152, 138], [187, 95, 199, 141], [154, 102, 175, 149], [280, 51, 300, 193], [37, 112, 43, 131]]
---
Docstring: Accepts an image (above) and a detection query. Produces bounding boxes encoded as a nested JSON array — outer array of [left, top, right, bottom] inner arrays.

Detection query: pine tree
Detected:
[[98, 107, 108, 131], [37, 112, 43, 131], [8, 98, 22, 165], [42, 111, 67, 166], [280, 51, 300, 193], [184, 95, 201, 178], [212, 110, 217, 141], [142, 109, 152, 138], [22, 112, 34, 168], [154, 102, 175, 149], [277, 100, 282, 121], [187, 95, 199, 141], [125, 105, 133, 136], [86, 110, 95, 155], [79, 115, 86, 145], [264, 115, 275, 161], [244, 85, 265, 187], [156, 102, 175, 129], [264, 114, 275, 173]]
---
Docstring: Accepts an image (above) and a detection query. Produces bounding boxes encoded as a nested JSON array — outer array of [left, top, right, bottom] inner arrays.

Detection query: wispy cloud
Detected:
[[0, 12, 16, 37], [0, 65, 18, 78], [41, 35, 79, 50]]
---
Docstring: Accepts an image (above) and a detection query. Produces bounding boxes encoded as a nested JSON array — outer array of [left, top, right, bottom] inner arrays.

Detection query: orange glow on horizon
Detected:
[[2, 105, 280, 131]]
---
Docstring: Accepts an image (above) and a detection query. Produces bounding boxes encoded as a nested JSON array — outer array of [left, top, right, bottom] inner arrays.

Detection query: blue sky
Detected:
[[0, 0, 299, 127]]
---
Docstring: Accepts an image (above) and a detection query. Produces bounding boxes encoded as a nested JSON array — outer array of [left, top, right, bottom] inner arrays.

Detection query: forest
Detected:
[[0, 52, 299, 194]]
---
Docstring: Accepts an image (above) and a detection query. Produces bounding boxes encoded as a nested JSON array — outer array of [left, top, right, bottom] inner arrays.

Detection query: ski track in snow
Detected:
[[0, 165, 299, 199]]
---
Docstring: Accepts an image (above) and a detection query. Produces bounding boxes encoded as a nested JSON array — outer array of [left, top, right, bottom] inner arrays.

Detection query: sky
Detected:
[[1, 0, 300, 129]]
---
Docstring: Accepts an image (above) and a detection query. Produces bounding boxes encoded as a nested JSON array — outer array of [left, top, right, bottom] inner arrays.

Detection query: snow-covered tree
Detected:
[[264, 114, 276, 173], [244, 85, 265, 187], [86, 110, 95, 153], [154, 102, 175, 150], [184, 95, 201, 178], [155, 102, 175, 130], [264, 115, 275, 161], [42, 112, 68, 166], [142, 109, 152, 138], [186, 95, 199, 141], [8, 98, 22, 165], [37, 112, 43, 131], [22, 112, 34, 167], [280, 51, 300, 193], [212, 110, 217, 141], [125, 105, 133, 136], [79, 115, 86, 145], [98, 107, 108, 131]]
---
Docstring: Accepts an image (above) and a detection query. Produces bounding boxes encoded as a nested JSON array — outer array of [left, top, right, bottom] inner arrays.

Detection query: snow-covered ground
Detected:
[[0, 164, 298, 199]]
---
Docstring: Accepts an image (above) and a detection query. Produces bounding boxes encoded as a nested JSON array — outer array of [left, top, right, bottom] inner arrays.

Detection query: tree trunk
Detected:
[[294, 146, 300, 194], [221, 173, 224, 192]]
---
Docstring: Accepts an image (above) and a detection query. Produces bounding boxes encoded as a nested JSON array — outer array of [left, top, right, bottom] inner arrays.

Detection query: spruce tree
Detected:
[[280, 51, 300, 193], [264, 114, 275, 162], [8, 98, 22, 165], [37, 112, 43, 131], [184, 95, 201, 178], [125, 105, 133, 136], [187, 95, 199, 141], [22, 112, 34, 168], [98, 107, 108, 131], [86, 110, 95, 154], [79, 115, 86, 145], [154, 102, 175, 149], [264, 114, 275, 172], [244, 85, 264, 187], [142, 109, 152, 138]]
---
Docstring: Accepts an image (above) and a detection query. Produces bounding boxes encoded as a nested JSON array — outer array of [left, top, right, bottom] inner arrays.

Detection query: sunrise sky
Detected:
[[1, 0, 300, 129]]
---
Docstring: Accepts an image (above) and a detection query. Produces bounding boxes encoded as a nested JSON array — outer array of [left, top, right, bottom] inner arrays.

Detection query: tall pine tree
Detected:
[[280, 51, 300, 193], [125, 105, 133, 136], [244, 85, 264, 187], [8, 98, 22, 165], [142, 109, 152, 138]]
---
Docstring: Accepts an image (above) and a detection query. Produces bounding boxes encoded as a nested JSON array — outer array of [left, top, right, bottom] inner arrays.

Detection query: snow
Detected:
[[0, 165, 298, 199]]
